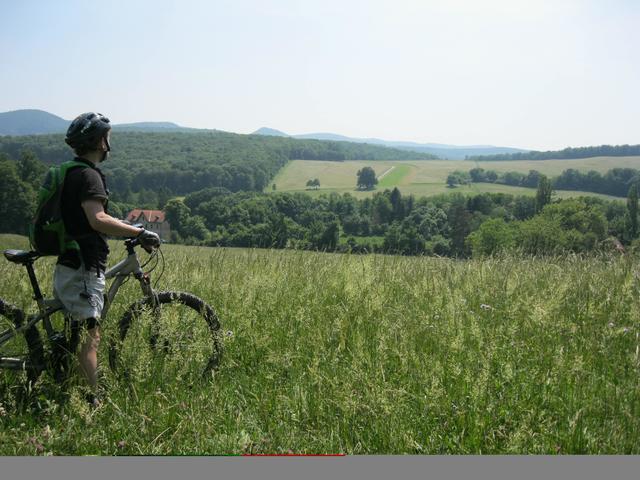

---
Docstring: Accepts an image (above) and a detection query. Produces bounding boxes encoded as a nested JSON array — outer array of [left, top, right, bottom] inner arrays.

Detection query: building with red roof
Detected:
[[125, 209, 171, 240]]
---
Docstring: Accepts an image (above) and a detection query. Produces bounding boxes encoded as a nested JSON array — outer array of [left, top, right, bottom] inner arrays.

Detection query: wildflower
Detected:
[[608, 322, 615, 328], [226, 330, 234, 338], [480, 304, 493, 311], [27, 437, 45, 453]]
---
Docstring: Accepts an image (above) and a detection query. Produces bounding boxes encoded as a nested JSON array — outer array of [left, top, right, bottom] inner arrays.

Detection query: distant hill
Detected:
[[0, 109, 69, 135], [253, 127, 288, 137], [2, 110, 525, 159], [252, 127, 528, 159], [0, 109, 194, 135]]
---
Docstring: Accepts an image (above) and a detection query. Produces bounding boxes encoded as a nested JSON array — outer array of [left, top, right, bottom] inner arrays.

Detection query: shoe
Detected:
[[85, 392, 102, 409]]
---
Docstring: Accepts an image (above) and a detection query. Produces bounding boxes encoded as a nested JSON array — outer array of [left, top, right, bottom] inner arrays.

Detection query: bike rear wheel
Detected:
[[108, 291, 222, 386], [0, 298, 44, 386]]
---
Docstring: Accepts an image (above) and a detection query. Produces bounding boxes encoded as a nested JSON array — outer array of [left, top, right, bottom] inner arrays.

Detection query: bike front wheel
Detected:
[[108, 291, 222, 386]]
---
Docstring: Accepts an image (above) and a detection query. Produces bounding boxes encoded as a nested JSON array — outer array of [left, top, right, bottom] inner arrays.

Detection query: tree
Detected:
[[516, 215, 566, 254], [157, 187, 172, 209], [521, 199, 608, 253], [626, 183, 638, 239], [467, 218, 517, 257], [356, 167, 378, 190], [0, 158, 36, 234], [383, 220, 425, 255], [319, 220, 339, 250], [164, 198, 191, 234], [17, 149, 47, 189], [485, 170, 498, 182], [446, 174, 459, 188], [500, 171, 523, 185], [469, 167, 486, 183], [389, 187, 403, 220], [535, 175, 553, 213], [448, 197, 472, 256], [522, 170, 542, 188], [182, 215, 209, 241], [446, 170, 470, 188], [371, 194, 393, 225], [307, 178, 320, 190]]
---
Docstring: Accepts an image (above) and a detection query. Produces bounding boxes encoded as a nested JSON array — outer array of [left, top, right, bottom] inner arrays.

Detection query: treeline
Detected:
[[0, 131, 434, 204], [467, 144, 640, 161], [0, 151, 43, 234], [2, 147, 637, 258], [163, 185, 635, 258], [455, 167, 640, 198], [1, 147, 636, 257]]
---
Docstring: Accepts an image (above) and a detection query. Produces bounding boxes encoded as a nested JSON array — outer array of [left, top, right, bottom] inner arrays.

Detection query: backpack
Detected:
[[29, 160, 89, 255]]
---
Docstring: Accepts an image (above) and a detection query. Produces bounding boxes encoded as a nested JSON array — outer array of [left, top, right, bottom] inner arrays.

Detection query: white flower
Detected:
[[480, 304, 493, 311]]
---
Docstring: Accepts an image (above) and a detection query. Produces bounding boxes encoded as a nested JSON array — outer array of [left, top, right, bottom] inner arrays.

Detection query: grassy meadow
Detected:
[[268, 156, 640, 200], [1, 233, 640, 454]]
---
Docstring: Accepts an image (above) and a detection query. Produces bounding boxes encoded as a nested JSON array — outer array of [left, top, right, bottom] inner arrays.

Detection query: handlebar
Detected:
[[125, 237, 159, 255], [125, 237, 141, 255]]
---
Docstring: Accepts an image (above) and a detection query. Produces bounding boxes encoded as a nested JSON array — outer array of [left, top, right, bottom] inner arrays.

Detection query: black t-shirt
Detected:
[[57, 158, 110, 272]]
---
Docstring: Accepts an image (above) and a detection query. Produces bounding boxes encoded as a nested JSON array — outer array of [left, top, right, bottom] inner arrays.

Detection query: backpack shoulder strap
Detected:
[[59, 160, 91, 175]]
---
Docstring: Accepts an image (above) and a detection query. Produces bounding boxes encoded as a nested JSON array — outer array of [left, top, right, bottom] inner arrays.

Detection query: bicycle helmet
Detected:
[[65, 112, 112, 154]]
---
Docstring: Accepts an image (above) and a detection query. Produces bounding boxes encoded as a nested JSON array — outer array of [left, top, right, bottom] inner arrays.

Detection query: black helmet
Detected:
[[65, 112, 111, 153]]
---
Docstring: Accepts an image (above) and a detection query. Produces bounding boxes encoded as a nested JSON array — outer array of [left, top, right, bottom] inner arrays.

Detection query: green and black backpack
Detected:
[[29, 160, 88, 255]]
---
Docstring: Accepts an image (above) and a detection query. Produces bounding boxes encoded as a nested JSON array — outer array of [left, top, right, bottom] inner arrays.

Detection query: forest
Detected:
[[0, 131, 433, 203], [466, 144, 640, 161]]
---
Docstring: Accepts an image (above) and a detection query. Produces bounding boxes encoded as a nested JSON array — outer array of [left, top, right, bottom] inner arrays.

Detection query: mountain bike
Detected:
[[0, 237, 222, 388]]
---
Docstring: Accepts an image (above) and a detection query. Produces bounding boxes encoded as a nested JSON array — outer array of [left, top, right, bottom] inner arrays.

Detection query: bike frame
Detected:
[[0, 242, 156, 369]]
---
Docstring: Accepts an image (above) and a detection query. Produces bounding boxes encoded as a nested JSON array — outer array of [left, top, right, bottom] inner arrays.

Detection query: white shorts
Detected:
[[53, 263, 106, 323]]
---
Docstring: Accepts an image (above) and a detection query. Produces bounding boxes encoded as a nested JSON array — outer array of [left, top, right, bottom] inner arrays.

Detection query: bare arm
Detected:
[[82, 199, 143, 238]]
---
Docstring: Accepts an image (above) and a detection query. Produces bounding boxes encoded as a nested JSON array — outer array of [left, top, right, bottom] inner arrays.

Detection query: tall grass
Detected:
[[0, 234, 639, 454]]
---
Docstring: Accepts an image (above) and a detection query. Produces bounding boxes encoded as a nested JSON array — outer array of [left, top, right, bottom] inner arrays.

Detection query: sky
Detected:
[[1, 0, 639, 150]]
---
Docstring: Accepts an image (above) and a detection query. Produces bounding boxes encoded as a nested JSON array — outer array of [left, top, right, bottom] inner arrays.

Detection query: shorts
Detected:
[[53, 263, 106, 326]]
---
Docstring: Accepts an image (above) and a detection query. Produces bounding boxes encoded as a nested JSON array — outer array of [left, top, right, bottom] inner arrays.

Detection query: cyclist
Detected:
[[57, 112, 160, 403]]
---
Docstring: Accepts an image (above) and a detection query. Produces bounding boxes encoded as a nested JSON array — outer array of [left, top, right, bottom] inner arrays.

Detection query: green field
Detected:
[[1, 234, 639, 454], [269, 156, 640, 200]]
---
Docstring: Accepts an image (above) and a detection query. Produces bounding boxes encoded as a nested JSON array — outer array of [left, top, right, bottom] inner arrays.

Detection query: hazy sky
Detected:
[[1, 0, 638, 150]]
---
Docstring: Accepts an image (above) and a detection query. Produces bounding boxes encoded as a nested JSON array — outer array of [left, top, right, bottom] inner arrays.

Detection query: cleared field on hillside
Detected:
[[1, 234, 639, 454], [269, 157, 640, 200]]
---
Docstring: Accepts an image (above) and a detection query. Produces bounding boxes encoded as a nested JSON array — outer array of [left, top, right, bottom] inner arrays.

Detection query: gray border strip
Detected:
[[1, 456, 640, 480]]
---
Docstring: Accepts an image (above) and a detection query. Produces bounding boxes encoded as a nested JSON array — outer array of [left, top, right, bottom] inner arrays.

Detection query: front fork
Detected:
[[137, 272, 162, 350]]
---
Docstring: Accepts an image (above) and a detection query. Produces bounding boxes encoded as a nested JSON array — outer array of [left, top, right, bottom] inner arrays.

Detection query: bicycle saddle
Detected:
[[3, 249, 41, 265]]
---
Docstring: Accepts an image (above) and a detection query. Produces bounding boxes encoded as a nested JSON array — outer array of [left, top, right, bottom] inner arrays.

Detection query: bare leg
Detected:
[[78, 325, 101, 389]]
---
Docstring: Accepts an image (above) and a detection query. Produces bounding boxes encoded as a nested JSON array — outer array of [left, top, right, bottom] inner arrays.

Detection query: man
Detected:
[[55, 112, 160, 402]]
